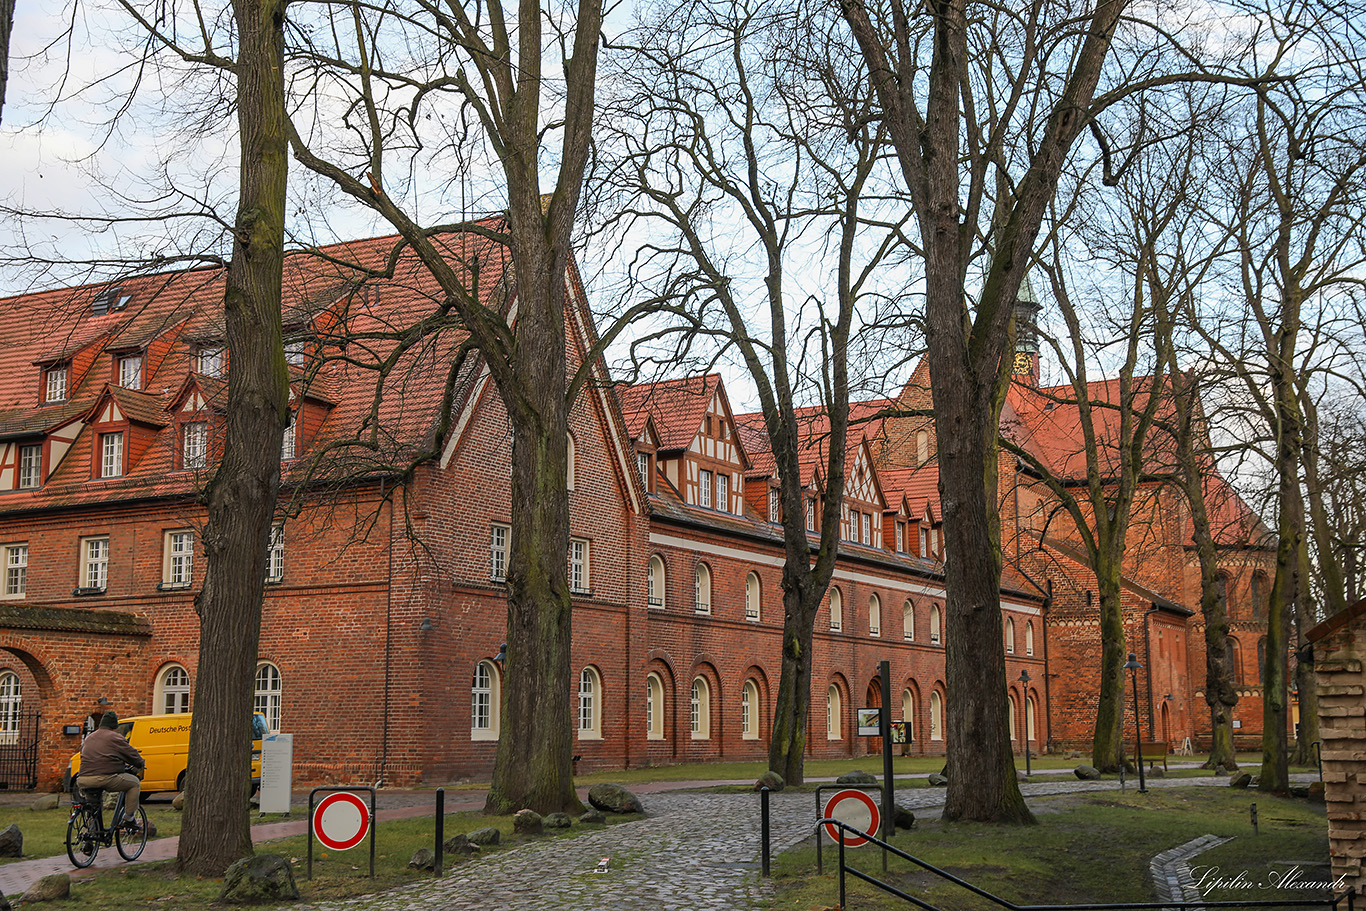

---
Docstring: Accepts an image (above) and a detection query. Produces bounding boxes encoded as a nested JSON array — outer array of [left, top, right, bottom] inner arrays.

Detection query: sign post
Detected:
[[880, 659, 894, 871], [307, 787, 376, 880]]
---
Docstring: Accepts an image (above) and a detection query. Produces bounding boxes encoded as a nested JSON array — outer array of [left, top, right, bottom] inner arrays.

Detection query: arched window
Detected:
[[472, 660, 501, 740], [930, 690, 943, 741], [1005, 617, 1015, 654], [1250, 571, 1269, 618], [1025, 620, 1035, 657], [916, 429, 929, 465], [578, 666, 602, 739], [930, 605, 942, 645], [826, 684, 842, 740], [0, 672, 20, 745], [690, 676, 711, 739], [901, 688, 916, 742], [829, 587, 843, 632], [1008, 692, 1018, 741], [694, 563, 712, 614], [745, 572, 761, 621], [1026, 694, 1037, 743], [647, 555, 666, 609], [1258, 637, 1267, 686], [903, 600, 915, 640], [566, 433, 576, 490], [155, 664, 191, 715], [742, 679, 760, 740], [646, 672, 664, 740], [254, 662, 283, 733], [868, 594, 881, 637], [1225, 637, 1240, 684]]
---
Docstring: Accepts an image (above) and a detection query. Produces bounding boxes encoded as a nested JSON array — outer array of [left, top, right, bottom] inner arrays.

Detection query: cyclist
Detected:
[[77, 711, 145, 830]]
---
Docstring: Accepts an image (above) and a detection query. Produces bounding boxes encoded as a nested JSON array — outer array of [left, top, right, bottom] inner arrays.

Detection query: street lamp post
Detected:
[[1018, 669, 1032, 777], [1124, 653, 1146, 794]]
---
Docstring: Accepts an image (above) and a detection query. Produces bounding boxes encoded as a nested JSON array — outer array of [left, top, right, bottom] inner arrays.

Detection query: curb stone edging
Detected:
[[1149, 833, 1234, 911]]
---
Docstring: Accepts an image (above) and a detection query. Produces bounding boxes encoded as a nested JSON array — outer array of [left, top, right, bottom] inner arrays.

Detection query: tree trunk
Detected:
[[0, 0, 14, 122], [483, 231, 582, 817], [176, 0, 290, 876], [1090, 569, 1127, 772], [768, 584, 818, 785]]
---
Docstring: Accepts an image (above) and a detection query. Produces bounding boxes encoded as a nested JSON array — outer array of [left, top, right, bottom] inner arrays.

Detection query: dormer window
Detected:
[[92, 286, 131, 315], [100, 432, 124, 478], [699, 469, 712, 508], [716, 473, 729, 513], [284, 341, 309, 368], [44, 364, 69, 403], [182, 422, 208, 470], [117, 354, 143, 389], [768, 489, 780, 524], [281, 413, 296, 461], [197, 346, 225, 378], [17, 444, 41, 489]]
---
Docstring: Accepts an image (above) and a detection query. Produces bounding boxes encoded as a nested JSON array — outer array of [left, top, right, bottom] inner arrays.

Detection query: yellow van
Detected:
[[67, 713, 267, 795]]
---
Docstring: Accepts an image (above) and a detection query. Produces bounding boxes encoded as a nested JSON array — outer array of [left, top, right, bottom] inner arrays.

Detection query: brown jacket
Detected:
[[78, 728, 143, 777]]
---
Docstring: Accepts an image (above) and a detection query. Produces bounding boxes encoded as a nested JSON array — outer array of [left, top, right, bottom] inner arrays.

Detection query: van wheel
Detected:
[[176, 771, 186, 792]]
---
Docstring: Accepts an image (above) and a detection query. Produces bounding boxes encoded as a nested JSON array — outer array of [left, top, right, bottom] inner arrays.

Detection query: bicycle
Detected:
[[65, 768, 148, 868]]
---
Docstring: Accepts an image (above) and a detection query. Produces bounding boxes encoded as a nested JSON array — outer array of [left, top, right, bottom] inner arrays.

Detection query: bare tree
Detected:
[[0, 0, 14, 120], [597, 0, 907, 785], [280, 0, 604, 815], [833, 0, 1250, 822]]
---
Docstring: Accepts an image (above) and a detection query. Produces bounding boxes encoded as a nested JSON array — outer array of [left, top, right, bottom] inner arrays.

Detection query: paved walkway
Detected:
[[0, 770, 1315, 909]]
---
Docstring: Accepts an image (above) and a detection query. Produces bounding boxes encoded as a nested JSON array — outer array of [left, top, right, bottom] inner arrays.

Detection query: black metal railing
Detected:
[[0, 711, 40, 789], [817, 817, 1354, 911]]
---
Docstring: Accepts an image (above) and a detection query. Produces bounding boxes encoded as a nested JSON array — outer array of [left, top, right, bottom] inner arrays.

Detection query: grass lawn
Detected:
[[36, 809, 639, 910], [0, 802, 183, 866], [769, 788, 1330, 911]]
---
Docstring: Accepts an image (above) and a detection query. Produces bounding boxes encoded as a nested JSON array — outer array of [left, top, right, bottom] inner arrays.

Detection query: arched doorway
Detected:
[[864, 678, 882, 755], [1160, 700, 1172, 743]]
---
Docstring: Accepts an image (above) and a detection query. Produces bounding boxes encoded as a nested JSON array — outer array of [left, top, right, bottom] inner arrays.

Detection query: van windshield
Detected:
[[117, 722, 134, 736], [252, 715, 267, 739]]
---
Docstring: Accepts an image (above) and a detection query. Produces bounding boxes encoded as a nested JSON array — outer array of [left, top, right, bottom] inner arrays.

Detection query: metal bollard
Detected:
[[760, 787, 771, 878], [434, 788, 444, 877], [838, 827, 847, 911], [1250, 802, 1258, 836]]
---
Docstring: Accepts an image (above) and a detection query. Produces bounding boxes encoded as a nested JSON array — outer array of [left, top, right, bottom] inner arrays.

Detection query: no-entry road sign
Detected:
[[312, 791, 371, 851], [822, 788, 880, 847]]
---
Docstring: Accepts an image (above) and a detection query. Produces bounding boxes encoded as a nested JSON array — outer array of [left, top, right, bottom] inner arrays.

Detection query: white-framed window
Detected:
[[637, 451, 650, 488], [281, 413, 296, 461], [183, 422, 208, 470], [826, 684, 842, 740], [254, 662, 282, 733], [578, 666, 602, 739], [699, 469, 712, 508], [716, 473, 729, 513], [896, 521, 905, 553], [1005, 617, 1015, 654], [1026, 694, 1037, 742], [919, 524, 929, 556], [694, 562, 711, 614], [81, 537, 109, 591], [284, 341, 309, 367], [569, 538, 590, 594], [742, 679, 759, 740], [869, 594, 881, 637], [1026, 621, 1035, 657], [647, 555, 665, 609], [472, 660, 501, 740], [155, 664, 191, 714], [901, 688, 916, 743], [118, 354, 143, 388], [197, 346, 225, 378], [18, 444, 41, 489], [164, 530, 194, 588], [745, 572, 761, 621], [930, 526, 939, 556], [903, 600, 914, 641], [930, 690, 943, 741], [266, 525, 284, 583], [1008, 692, 1019, 741], [45, 364, 68, 402], [829, 587, 842, 632], [101, 432, 124, 478], [805, 498, 815, 531], [646, 672, 664, 740], [3, 544, 27, 598], [768, 489, 780, 523], [490, 524, 510, 583], [690, 676, 711, 739], [0, 672, 20, 745], [861, 512, 871, 545], [930, 604, 941, 645], [566, 433, 576, 491]]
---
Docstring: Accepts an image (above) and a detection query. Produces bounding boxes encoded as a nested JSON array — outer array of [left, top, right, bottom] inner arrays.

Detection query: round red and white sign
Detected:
[[822, 788, 880, 847], [313, 792, 371, 851]]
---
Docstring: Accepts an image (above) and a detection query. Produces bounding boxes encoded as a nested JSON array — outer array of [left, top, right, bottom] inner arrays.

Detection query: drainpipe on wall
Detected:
[[379, 478, 393, 788], [1042, 580, 1054, 752], [1143, 603, 1159, 740]]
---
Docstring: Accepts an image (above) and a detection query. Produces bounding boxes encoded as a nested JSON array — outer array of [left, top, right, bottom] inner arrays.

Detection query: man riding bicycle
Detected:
[[77, 711, 145, 829]]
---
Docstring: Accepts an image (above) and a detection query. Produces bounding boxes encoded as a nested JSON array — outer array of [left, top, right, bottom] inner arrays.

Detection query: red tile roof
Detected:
[[615, 374, 721, 452]]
